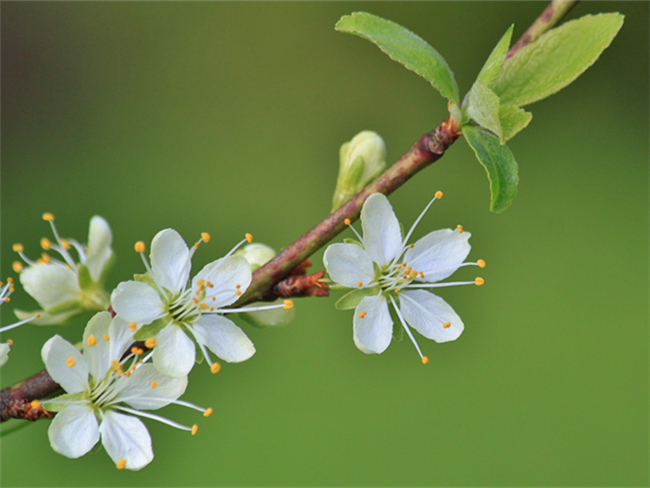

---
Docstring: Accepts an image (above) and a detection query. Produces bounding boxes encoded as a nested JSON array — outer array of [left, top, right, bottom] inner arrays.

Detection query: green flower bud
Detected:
[[331, 131, 387, 211], [236, 243, 295, 327]]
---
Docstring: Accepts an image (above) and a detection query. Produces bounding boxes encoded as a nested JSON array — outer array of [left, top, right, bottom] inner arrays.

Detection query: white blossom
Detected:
[[42, 312, 209, 471], [323, 192, 485, 363], [13, 214, 114, 325], [111, 230, 292, 377]]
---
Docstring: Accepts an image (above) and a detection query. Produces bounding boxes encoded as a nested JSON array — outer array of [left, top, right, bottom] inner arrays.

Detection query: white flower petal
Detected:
[[20, 265, 81, 311], [41, 335, 89, 394], [48, 405, 99, 458], [85, 216, 113, 282], [0, 343, 10, 367], [399, 290, 464, 343], [361, 193, 403, 267], [152, 325, 195, 377], [114, 364, 187, 410], [353, 294, 393, 354], [404, 229, 471, 283], [150, 229, 191, 295], [108, 316, 139, 363], [193, 256, 252, 309], [111, 281, 165, 325], [323, 243, 376, 288], [193, 315, 255, 363], [82, 312, 112, 381], [100, 410, 153, 471]]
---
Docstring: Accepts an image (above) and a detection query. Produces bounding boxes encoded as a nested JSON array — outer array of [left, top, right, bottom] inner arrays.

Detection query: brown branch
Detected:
[[0, 0, 576, 423]]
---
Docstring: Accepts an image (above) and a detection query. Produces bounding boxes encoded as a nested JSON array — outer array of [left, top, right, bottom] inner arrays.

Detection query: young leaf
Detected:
[[133, 318, 169, 341], [492, 13, 624, 107], [476, 24, 514, 88], [499, 104, 532, 142], [463, 125, 519, 213], [335, 286, 381, 310], [466, 81, 502, 140], [336, 12, 459, 104]]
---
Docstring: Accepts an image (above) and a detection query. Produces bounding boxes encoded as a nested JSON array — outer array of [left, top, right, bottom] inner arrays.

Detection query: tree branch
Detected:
[[0, 0, 577, 423]]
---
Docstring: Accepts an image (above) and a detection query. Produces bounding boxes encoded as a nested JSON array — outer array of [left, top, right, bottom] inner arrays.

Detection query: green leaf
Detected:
[[133, 318, 169, 341], [463, 125, 519, 213], [43, 392, 86, 412], [77, 264, 93, 291], [336, 12, 459, 104], [499, 104, 532, 142], [335, 286, 381, 310], [476, 24, 514, 88], [134, 273, 156, 288], [466, 81, 502, 140], [492, 13, 624, 107]]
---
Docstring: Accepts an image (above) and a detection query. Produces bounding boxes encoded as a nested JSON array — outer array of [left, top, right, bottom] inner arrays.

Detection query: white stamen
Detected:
[[389, 295, 425, 360], [405, 280, 477, 289], [115, 406, 193, 432]]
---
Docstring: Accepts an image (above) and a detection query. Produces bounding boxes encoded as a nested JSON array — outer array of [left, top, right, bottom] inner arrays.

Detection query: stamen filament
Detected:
[[404, 281, 478, 289], [389, 295, 426, 361], [115, 406, 194, 432]]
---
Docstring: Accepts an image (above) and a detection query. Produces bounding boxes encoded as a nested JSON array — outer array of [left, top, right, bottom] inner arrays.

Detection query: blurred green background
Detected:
[[1, 2, 647, 486]]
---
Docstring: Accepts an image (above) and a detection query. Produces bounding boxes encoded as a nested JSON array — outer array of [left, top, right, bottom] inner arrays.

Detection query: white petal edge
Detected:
[[150, 229, 191, 295], [323, 243, 376, 288], [41, 335, 89, 394], [111, 281, 166, 324], [404, 229, 471, 283], [193, 255, 252, 309], [193, 315, 255, 363], [353, 294, 393, 354], [48, 405, 100, 458], [100, 410, 153, 471], [108, 317, 139, 364], [0, 343, 10, 367], [399, 290, 464, 343], [85, 216, 113, 282], [152, 324, 196, 377], [20, 265, 81, 311], [115, 364, 187, 410], [360, 193, 403, 267]]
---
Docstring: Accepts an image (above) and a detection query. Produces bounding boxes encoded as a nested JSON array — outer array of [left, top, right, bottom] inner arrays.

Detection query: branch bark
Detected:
[[0, 0, 576, 423]]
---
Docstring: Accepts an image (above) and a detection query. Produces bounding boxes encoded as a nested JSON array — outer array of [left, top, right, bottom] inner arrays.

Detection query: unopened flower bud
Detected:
[[235, 243, 276, 272], [331, 131, 386, 211]]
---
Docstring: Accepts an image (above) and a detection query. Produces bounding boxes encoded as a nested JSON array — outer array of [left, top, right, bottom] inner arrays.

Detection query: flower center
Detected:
[[378, 259, 423, 293]]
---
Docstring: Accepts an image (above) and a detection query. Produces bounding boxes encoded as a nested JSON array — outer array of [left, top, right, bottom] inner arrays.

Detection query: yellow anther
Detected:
[[235, 283, 240, 289], [60, 239, 71, 250], [457, 225, 464, 233], [422, 356, 429, 364], [283, 300, 294, 310], [203, 407, 213, 417], [130, 364, 137, 371], [128, 322, 137, 332], [116, 459, 127, 470], [201, 232, 211, 243], [477, 259, 486, 268], [402, 262, 407, 267], [41, 253, 51, 263], [6, 339, 13, 346], [196, 279, 205, 288], [36, 259, 45, 265], [245, 233, 253, 243], [116, 369, 124, 375], [235, 290, 242, 296], [111, 360, 121, 371], [210, 362, 221, 374], [131, 347, 139, 355], [30, 399, 40, 409], [358, 312, 367, 319], [395, 288, 400, 293], [194, 242, 200, 249], [443, 322, 451, 329], [357, 281, 363, 287], [66, 357, 76, 367], [195, 289, 201, 295], [40, 238, 51, 250], [103, 334, 110, 341], [191, 424, 199, 436], [151, 381, 158, 388], [6, 277, 12, 283], [435, 190, 443, 199], [42, 213, 55, 221], [192, 297, 199, 304], [344, 218, 351, 226], [210, 307, 214, 312], [35, 313, 41, 319], [475, 277, 485, 286], [405, 267, 412, 275], [12, 243, 23, 252], [145, 338, 156, 349], [199, 303, 209, 310], [409, 243, 415, 248], [207, 281, 214, 288], [3, 298, 9, 303], [420, 272, 425, 279], [87, 335, 97, 347], [410, 270, 418, 279], [212, 296, 216, 301], [134, 241, 146, 253]]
